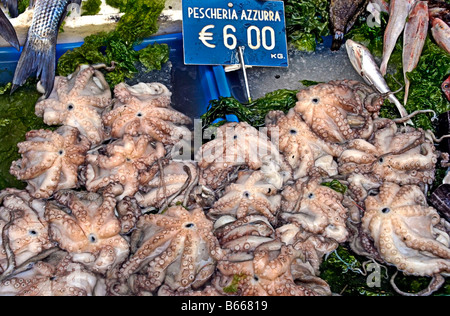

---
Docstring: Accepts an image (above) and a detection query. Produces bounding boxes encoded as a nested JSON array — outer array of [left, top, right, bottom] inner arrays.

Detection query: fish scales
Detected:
[[11, 0, 80, 98], [29, 0, 69, 51]]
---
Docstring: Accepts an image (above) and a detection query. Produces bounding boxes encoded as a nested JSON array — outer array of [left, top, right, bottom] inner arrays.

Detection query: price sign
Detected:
[[182, 0, 289, 67]]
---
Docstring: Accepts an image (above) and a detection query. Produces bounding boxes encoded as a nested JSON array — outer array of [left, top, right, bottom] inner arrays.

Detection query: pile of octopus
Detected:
[[0, 66, 448, 296]]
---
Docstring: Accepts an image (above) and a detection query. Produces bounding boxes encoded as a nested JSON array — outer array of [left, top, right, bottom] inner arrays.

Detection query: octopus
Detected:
[[276, 224, 339, 276], [197, 121, 289, 190], [294, 80, 383, 143], [363, 182, 450, 277], [208, 171, 282, 225], [117, 197, 141, 235], [35, 65, 113, 146], [10, 126, 91, 199], [0, 251, 101, 296], [279, 177, 349, 243], [266, 109, 344, 179], [103, 82, 192, 146], [338, 121, 438, 201], [0, 189, 53, 275], [214, 241, 330, 296], [83, 134, 166, 200], [115, 206, 224, 294], [213, 215, 275, 253], [135, 161, 198, 210], [44, 184, 130, 275]]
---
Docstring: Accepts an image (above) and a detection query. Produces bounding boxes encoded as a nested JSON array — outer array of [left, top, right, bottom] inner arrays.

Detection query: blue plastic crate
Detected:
[[0, 32, 234, 120]]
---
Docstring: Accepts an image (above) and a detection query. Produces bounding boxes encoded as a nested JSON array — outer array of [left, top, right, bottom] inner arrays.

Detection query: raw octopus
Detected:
[[2, 76, 449, 297]]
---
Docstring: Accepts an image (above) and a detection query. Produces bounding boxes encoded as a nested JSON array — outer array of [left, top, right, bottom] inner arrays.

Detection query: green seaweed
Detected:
[[223, 274, 245, 294], [106, 0, 128, 11], [18, 0, 28, 15], [81, 0, 102, 16], [139, 43, 170, 72], [285, 0, 331, 52], [299, 79, 321, 87], [57, 0, 167, 87], [0, 81, 50, 190], [321, 179, 347, 194], [201, 89, 298, 128], [381, 37, 450, 131], [116, 0, 166, 43]]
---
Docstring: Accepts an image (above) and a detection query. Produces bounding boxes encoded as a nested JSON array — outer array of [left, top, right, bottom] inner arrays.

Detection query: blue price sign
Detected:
[[182, 0, 289, 67]]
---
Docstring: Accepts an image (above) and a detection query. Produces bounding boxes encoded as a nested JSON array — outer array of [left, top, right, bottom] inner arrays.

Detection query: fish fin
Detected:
[[0, 8, 20, 50], [3, 0, 18, 18], [403, 79, 410, 106], [11, 38, 56, 97], [331, 32, 344, 51]]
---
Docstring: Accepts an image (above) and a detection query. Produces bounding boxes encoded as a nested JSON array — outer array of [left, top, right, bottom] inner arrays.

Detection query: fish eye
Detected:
[[290, 129, 297, 135], [312, 98, 319, 104], [67, 104, 74, 111]]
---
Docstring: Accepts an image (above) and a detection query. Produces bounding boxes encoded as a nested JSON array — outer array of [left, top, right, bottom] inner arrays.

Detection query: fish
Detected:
[[11, 0, 81, 97], [329, 0, 370, 51], [431, 18, 450, 54], [1, 0, 18, 18], [370, 0, 390, 13], [346, 39, 410, 121], [428, 0, 450, 25], [0, 7, 19, 50], [402, 1, 429, 105], [442, 76, 450, 101], [379, 0, 417, 76]]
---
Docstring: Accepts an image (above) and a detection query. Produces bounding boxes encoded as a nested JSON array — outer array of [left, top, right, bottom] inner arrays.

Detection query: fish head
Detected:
[[345, 39, 367, 74], [442, 76, 450, 101], [432, 17, 447, 30], [410, 1, 428, 18]]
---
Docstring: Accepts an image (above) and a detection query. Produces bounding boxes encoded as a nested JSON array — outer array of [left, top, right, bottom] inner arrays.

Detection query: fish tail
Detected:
[[389, 94, 413, 125], [11, 39, 56, 97], [331, 32, 344, 51], [379, 58, 388, 76], [6, 0, 19, 18], [403, 79, 410, 106], [0, 9, 20, 50]]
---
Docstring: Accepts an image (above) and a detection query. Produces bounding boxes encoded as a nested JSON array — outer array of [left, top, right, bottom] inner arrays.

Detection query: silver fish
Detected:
[[380, 0, 417, 76], [0, 7, 19, 50], [346, 39, 410, 120], [431, 18, 450, 54], [403, 1, 428, 105], [11, 0, 81, 97]]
